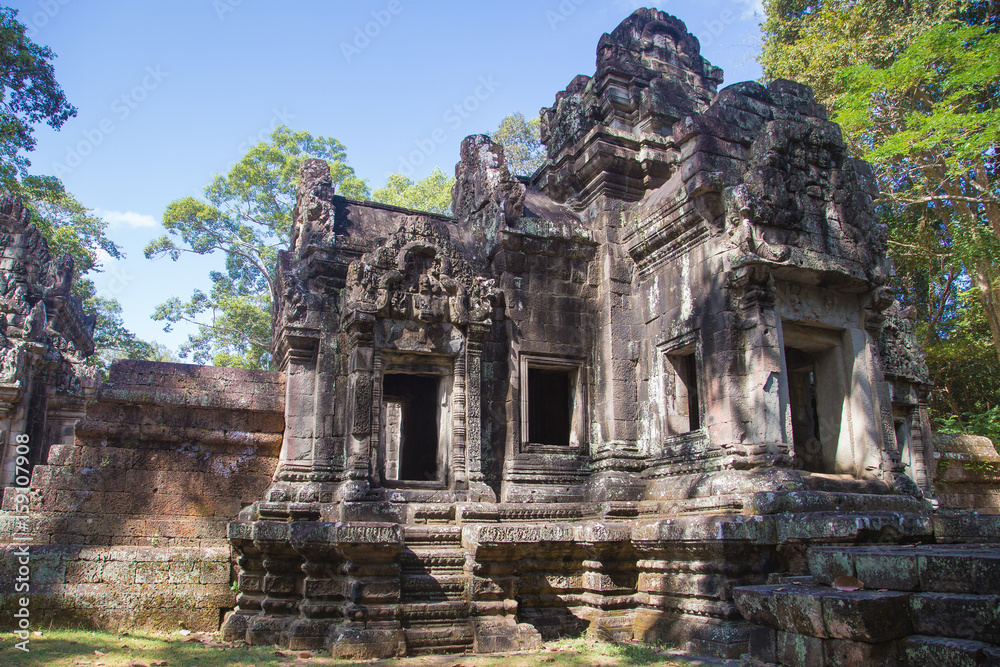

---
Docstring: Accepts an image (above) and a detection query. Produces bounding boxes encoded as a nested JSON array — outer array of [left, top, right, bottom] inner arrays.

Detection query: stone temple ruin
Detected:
[[2, 8, 1000, 664]]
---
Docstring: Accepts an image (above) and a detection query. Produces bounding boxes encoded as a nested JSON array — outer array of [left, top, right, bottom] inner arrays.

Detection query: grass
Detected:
[[0, 629, 695, 667]]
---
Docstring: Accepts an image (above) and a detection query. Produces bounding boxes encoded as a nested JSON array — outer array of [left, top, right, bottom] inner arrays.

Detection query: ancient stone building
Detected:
[[1, 8, 999, 662]]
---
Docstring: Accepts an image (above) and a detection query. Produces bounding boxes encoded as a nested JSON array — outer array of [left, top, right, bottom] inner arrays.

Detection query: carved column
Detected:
[[861, 291, 913, 489], [342, 309, 376, 497], [452, 341, 468, 489], [274, 331, 320, 482], [221, 521, 267, 642], [465, 322, 495, 501], [245, 522, 303, 645]]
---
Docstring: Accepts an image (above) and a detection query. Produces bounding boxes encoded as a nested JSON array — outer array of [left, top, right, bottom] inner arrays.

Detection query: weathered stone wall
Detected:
[[933, 432, 1000, 513], [0, 360, 283, 631]]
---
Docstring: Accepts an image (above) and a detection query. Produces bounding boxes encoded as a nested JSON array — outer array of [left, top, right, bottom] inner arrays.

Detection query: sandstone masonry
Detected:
[[1, 8, 998, 662]]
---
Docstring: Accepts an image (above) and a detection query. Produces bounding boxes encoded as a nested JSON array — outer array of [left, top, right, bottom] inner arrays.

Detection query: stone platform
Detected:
[[735, 543, 1000, 665]]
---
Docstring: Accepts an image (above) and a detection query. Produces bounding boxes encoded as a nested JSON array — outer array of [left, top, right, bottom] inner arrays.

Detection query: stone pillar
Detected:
[[466, 322, 495, 501], [221, 521, 266, 641], [597, 204, 640, 450], [341, 310, 375, 498], [274, 332, 320, 482], [732, 265, 792, 465], [325, 524, 405, 659], [287, 522, 347, 651], [452, 342, 468, 489]]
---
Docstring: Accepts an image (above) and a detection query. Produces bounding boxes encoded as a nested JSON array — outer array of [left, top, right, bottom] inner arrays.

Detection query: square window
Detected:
[[519, 355, 585, 451], [527, 367, 572, 446]]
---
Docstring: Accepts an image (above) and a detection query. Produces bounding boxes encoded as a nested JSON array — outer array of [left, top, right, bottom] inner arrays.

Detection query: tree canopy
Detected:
[[760, 0, 1000, 422], [0, 7, 76, 198], [490, 112, 544, 177], [0, 8, 155, 373], [145, 126, 369, 369], [371, 167, 454, 214]]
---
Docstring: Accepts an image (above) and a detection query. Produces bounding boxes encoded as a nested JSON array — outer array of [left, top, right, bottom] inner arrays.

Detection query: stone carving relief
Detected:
[[346, 217, 501, 327], [724, 184, 792, 265]]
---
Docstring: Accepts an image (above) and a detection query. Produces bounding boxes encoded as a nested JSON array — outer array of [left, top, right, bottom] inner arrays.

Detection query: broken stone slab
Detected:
[[735, 583, 912, 643], [809, 543, 1000, 594]]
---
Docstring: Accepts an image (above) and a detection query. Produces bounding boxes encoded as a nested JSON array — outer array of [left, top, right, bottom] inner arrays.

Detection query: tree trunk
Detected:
[[972, 266, 1000, 365]]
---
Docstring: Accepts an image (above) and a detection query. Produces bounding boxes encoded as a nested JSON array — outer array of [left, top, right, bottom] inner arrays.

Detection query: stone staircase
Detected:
[[400, 524, 474, 653], [734, 543, 1000, 666]]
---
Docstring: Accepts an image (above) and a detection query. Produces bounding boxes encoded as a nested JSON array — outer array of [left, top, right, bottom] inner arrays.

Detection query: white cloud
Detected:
[[94, 247, 117, 265], [734, 0, 765, 19], [95, 209, 157, 229]]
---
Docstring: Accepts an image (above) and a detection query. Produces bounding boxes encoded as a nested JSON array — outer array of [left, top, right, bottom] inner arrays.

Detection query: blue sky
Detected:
[[8, 0, 765, 357]]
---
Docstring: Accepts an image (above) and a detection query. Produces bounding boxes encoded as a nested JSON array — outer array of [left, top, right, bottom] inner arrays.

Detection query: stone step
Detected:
[[737, 583, 1000, 655], [910, 593, 1000, 645], [905, 635, 1000, 666], [734, 584, 912, 643], [402, 621, 474, 653], [401, 573, 468, 597], [808, 543, 1000, 594]]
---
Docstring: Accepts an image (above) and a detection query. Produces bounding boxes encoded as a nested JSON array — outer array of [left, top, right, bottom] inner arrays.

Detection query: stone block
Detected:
[[910, 592, 1000, 644], [733, 585, 779, 629], [823, 637, 902, 667], [776, 630, 826, 666], [905, 635, 994, 667], [820, 590, 911, 642], [774, 588, 826, 637], [852, 551, 920, 591], [748, 625, 777, 663]]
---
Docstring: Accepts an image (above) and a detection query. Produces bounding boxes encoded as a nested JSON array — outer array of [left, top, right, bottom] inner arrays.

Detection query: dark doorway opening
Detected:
[[382, 374, 441, 482], [785, 347, 823, 473], [527, 367, 572, 446]]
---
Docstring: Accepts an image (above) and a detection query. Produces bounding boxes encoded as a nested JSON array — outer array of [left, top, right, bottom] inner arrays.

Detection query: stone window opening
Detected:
[[661, 335, 703, 437], [528, 367, 572, 446], [519, 355, 585, 450], [381, 373, 447, 484]]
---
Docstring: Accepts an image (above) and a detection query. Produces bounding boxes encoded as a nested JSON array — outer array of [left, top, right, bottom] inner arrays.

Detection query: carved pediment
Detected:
[[346, 217, 502, 326]]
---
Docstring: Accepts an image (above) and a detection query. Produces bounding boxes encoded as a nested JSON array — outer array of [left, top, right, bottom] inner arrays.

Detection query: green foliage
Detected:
[[371, 167, 454, 214], [490, 112, 545, 177], [146, 126, 369, 369], [0, 8, 156, 374], [21, 180, 159, 374], [761, 0, 1000, 421], [921, 285, 1000, 414], [23, 184, 122, 280], [0, 8, 76, 196], [935, 406, 1000, 444], [834, 20, 1000, 205]]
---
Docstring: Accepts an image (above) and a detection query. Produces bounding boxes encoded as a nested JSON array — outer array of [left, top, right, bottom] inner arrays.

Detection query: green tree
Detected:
[[371, 167, 454, 214], [145, 126, 369, 369], [0, 8, 155, 373], [21, 184, 158, 369], [490, 112, 545, 177], [0, 7, 76, 198], [760, 0, 1000, 418]]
